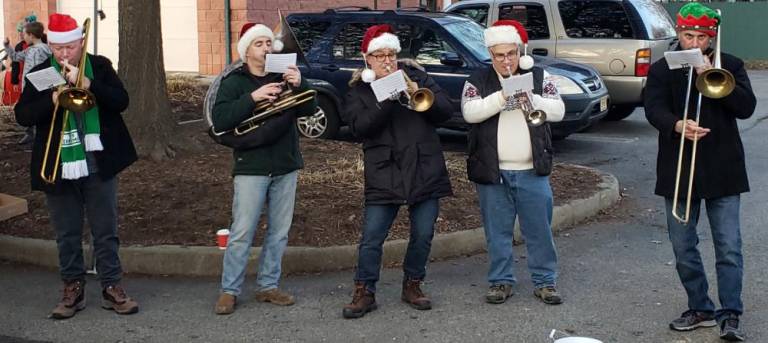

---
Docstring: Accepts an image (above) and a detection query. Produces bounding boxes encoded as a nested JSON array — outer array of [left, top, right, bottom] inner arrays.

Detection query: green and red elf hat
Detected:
[[676, 3, 721, 37]]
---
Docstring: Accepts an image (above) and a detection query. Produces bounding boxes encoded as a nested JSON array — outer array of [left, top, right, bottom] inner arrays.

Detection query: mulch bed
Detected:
[[0, 76, 603, 247]]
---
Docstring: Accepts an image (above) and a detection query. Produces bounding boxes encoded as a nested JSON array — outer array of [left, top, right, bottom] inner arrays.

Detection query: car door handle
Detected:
[[322, 65, 340, 72], [532, 48, 548, 56]]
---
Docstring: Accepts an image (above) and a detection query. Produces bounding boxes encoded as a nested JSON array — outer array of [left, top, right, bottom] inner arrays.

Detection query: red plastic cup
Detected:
[[216, 229, 230, 250]]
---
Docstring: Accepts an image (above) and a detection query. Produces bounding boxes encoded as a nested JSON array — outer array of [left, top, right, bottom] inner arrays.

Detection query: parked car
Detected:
[[445, 0, 677, 120], [286, 8, 609, 140]]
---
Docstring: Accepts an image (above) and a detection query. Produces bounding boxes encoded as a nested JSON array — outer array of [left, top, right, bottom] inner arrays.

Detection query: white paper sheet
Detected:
[[664, 49, 705, 70], [264, 53, 297, 74], [371, 70, 408, 102], [501, 72, 534, 96], [25, 67, 66, 91]]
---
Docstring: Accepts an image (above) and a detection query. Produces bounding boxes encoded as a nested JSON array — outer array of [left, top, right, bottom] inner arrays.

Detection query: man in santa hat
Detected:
[[644, 3, 755, 341], [14, 13, 139, 319], [211, 22, 317, 315], [341, 24, 453, 319], [461, 20, 565, 306]]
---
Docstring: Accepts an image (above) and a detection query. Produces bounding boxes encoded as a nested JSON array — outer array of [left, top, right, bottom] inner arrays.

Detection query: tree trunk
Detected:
[[117, 0, 178, 161]]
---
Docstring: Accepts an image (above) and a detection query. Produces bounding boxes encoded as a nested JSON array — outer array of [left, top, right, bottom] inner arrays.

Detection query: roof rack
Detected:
[[323, 6, 372, 14]]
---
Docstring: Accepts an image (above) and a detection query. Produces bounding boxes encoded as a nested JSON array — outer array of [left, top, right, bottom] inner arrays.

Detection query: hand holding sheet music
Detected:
[[25, 67, 67, 92], [501, 72, 534, 97], [265, 53, 297, 74], [664, 49, 705, 70], [371, 70, 408, 102]]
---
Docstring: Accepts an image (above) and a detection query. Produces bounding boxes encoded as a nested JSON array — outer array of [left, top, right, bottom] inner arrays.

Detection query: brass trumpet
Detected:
[[672, 9, 734, 223], [40, 18, 96, 184], [506, 66, 546, 127], [385, 65, 434, 112]]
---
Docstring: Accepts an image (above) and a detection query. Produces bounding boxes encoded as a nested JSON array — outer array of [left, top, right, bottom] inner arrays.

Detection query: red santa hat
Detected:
[[48, 13, 82, 44], [484, 20, 534, 70], [237, 23, 283, 60], [359, 24, 401, 83]]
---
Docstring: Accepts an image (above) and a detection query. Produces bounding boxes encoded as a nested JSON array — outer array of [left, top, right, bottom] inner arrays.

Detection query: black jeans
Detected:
[[46, 175, 122, 287]]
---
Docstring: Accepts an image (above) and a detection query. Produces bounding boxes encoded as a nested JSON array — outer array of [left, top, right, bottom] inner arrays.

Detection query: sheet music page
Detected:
[[501, 72, 534, 96], [371, 70, 408, 102], [264, 53, 297, 73], [664, 49, 705, 70], [25, 67, 66, 91]]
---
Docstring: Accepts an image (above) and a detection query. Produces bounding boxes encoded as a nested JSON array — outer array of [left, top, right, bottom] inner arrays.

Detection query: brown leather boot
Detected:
[[402, 278, 432, 310], [102, 284, 139, 314], [342, 282, 377, 319], [215, 293, 236, 315], [49, 280, 86, 320]]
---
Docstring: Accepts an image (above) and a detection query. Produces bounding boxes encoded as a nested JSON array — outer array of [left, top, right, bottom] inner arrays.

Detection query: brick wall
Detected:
[[3, 0, 56, 47], [197, 0, 429, 75]]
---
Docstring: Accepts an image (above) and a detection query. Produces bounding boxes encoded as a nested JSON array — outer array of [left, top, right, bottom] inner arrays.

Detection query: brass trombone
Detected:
[[672, 9, 735, 223], [40, 18, 96, 184]]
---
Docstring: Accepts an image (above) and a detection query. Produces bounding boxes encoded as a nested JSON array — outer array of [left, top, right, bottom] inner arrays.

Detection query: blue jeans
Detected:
[[476, 169, 558, 288], [665, 195, 743, 320], [221, 171, 297, 296], [46, 175, 122, 288], [354, 198, 439, 293]]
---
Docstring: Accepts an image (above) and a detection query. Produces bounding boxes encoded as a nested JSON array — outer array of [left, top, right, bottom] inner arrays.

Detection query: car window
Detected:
[[449, 5, 489, 26], [395, 25, 458, 65], [498, 3, 550, 40], [629, 0, 676, 39], [332, 23, 369, 60], [288, 19, 332, 56], [558, 1, 636, 39]]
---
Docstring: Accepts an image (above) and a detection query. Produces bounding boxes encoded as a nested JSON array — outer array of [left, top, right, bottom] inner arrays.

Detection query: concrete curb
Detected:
[[0, 169, 620, 277]]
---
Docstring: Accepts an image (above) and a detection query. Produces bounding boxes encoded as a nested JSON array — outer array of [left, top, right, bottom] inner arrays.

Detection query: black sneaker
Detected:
[[720, 314, 745, 341], [669, 310, 717, 331]]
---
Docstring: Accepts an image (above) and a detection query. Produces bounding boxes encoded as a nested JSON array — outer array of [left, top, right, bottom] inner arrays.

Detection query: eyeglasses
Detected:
[[369, 53, 397, 62], [492, 51, 519, 62]]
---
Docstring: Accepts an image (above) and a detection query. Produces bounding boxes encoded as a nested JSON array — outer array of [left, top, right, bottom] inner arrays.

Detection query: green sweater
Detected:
[[212, 67, 317, 176]]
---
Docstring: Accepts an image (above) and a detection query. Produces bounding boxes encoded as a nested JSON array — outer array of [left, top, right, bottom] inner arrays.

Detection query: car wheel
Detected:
[[296, 96, 340, 139], [603, 105, 636, 121]]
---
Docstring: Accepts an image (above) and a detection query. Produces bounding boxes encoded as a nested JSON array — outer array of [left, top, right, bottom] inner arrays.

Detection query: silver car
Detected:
[[445, 0, 677, 120]]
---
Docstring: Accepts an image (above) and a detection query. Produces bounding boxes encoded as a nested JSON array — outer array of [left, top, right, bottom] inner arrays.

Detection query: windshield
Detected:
[[443, 20, 491, 62], [630, 0, 676, 39]]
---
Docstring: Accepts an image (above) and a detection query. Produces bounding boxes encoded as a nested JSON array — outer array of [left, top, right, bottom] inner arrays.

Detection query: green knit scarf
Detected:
[[51, 56, 102, 180]]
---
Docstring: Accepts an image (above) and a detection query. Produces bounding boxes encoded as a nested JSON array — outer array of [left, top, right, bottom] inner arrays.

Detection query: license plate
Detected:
[[600, 96, 608, 112]]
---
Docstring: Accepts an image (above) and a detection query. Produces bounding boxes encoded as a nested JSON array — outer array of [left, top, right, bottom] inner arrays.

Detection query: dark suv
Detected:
[[287, 8, 610, 139]]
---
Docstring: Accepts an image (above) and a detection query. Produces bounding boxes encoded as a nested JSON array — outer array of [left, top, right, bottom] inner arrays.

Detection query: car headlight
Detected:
[[549, 75, 584, 95]]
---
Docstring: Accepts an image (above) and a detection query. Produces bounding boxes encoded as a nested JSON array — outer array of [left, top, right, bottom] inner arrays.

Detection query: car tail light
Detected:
[[635, 48, 651, 77]]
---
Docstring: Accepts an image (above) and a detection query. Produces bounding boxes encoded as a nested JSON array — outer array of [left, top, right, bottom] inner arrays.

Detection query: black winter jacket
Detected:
[[15, 54, 137, 193], [644, 49, 756, 199], [343, 65, 453, 205]]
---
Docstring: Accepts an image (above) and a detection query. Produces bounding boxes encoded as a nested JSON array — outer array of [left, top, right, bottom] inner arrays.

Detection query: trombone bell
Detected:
[[696, 68, 735, 99], [58, 88, 97, 113]]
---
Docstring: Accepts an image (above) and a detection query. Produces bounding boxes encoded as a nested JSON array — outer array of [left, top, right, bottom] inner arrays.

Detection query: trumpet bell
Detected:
[[410, 88, 434, 112], [58, 88, 97, 113], [696, 68, 735, 99], [527, 110, 547, 127]]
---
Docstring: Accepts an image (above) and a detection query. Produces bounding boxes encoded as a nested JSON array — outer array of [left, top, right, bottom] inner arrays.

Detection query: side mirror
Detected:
[[440, 52, 463, 67]]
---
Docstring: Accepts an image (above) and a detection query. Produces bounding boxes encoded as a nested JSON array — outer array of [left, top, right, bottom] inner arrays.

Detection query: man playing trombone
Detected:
[[211, 22, 316, 315], [644, 3, 756, 341], [14, 13, 139, 319], [341, 24, 453, 319], [460, 20, 565, 305]]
